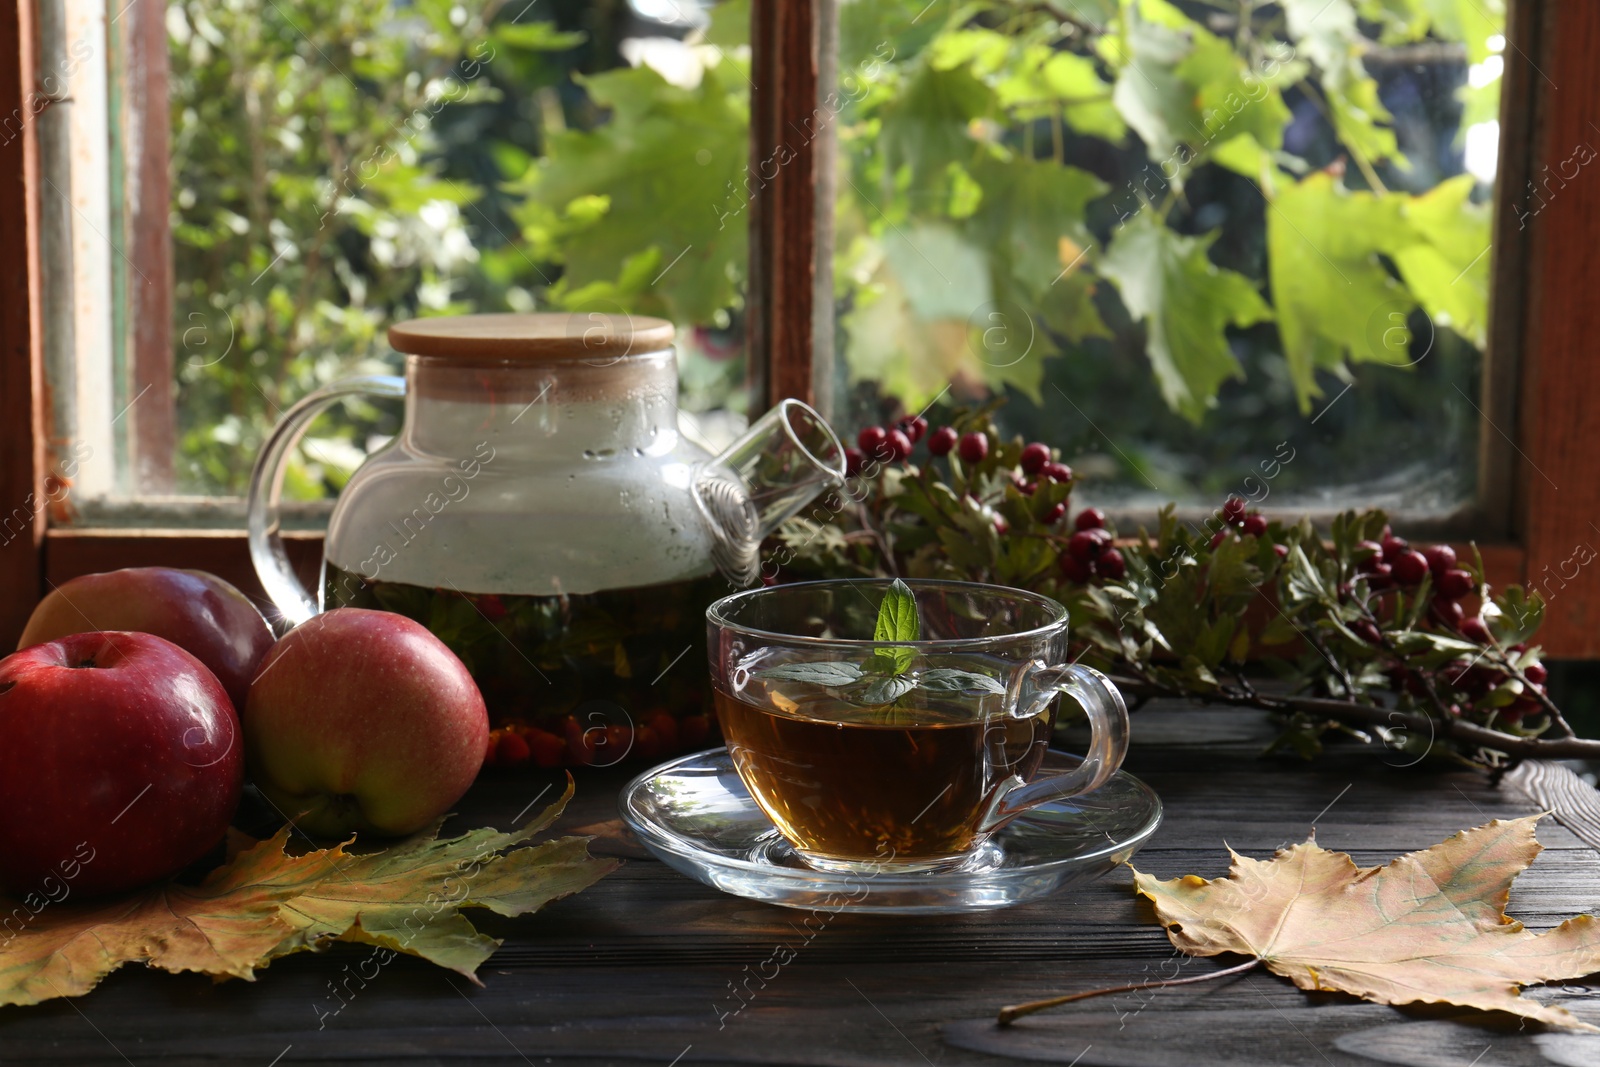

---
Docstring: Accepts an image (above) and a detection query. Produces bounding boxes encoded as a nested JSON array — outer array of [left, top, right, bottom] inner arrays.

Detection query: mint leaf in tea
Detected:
[[874, 578, 919, 674], [749, 580, 1005, 707]]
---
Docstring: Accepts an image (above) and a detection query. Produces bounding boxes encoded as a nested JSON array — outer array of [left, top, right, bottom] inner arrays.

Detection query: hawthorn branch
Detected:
[[1483, 644, 1577, 739], [855, 502, 899, 579], [1108, 676, 1600, 762]]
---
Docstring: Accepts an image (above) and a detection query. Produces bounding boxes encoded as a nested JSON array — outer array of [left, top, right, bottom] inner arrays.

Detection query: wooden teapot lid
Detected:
[[389, 313, 675, 361]]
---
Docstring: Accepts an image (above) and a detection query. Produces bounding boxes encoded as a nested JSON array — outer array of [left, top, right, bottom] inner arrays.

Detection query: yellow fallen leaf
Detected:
[[0, 780, 617, 1007], [1132, 815, 1600, 1031]]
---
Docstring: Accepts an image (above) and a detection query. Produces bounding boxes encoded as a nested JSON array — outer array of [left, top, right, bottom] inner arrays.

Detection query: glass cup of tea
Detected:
[[706, 578, 1130, 873]]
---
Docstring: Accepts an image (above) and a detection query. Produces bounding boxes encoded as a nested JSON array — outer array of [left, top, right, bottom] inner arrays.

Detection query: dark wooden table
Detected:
[[3, 704, 1598, 1066]]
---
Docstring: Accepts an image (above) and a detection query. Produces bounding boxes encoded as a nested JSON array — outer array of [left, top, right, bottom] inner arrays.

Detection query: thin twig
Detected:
[[1367, 620, 1458, 744], [1484, 645, 1576, 739], [856, 501, 899, 579], [1306, 628, 1357, 700], [1015, 2, 1106, 38], [1108, 675, 1600, 762], [998, 958, 1262, 1025]]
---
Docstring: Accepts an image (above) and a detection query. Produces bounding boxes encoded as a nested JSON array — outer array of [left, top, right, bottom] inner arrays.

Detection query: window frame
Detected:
[[3, 0, 1597, 653]]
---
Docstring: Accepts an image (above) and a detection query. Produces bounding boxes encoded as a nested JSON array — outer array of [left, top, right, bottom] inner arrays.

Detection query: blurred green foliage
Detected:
[[168, 0, 502, 495], [167, 0, 1502, 511]]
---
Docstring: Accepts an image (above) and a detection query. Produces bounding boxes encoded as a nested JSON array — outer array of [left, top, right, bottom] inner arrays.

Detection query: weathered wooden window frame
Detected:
[[4, 1, 1599, 654]]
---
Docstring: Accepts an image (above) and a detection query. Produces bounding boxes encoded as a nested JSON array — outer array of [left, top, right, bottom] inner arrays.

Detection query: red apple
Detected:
[[19, 568, 275, 712], [0, 631, 243, 898], [244, 608, 489, 838]]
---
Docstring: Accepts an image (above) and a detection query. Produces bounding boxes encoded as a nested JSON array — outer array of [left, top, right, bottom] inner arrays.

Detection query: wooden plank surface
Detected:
[[0, 705, 1595, 1066], [1507, 760, 1600, 854]]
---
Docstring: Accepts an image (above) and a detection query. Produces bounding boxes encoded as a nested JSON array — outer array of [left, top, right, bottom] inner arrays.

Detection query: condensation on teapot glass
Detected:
[[246, 313, 848, 627], [320, 350, 718, 601]]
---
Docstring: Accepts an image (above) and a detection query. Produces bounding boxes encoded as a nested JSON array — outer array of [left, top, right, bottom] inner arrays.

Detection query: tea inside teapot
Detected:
[[247, 313, 846, 769], [325, 565, 729, 766]]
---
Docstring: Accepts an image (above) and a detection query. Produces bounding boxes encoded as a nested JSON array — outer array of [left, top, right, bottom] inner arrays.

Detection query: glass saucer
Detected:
[[617, 747, 1163, 914]]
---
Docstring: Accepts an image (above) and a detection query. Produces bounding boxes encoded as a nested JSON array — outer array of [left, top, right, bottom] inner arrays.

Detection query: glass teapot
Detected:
[[246, 313, 845, 768]]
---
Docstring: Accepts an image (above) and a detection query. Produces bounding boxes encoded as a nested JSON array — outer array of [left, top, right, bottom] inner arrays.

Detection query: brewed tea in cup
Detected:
[[707, 579, 1129, 872]]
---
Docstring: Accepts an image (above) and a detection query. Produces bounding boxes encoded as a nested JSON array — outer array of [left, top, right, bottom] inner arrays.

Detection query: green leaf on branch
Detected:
[[928, 28, 1013, 75], [839, 0, 944, 73], [1192, 615, 1240, 669], [986, 39, 1125, 141], [1045, 52, 1126, 141], [491, 22, 586, 53], [1267, 172, 1493, 408], [969, 157, 1105, 290], [1209, 133, 1273, 181], [1281, 542, 1334, 609], [1106, 2, 1204, 163], [512, 63, 749, 324], [1104, 0, 1298, 177], [1100, 213, 1272, 422], [1259, 611, 1302, 646], [879, 62, 996, 197], [1037, 266, 1111, 345], [1416, 0, 1507, 63], [1283, 0, 1403, 167], [883, 224, 991, 320], [1266, 172, 1414, 410], [1175, 32, 1294, 156], [1491, 586, 1546, 646], [1391, 175, 1493, 347]]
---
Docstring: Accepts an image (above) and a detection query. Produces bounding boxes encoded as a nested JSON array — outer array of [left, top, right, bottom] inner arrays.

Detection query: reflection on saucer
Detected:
[[618, 747, 1162, 915]]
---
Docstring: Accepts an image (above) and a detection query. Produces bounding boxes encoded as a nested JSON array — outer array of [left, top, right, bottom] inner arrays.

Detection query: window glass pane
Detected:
[[50, 0, 750, 516], [825, 0, 1505, 521]]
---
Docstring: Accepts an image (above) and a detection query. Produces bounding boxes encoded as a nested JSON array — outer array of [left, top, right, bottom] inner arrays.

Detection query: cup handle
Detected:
[[978, 662, 1131, 832]]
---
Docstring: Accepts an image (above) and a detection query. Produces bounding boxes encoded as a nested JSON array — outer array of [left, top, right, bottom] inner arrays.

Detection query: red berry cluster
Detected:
[[483, 711, 712, 769], [851, 422, 1071, 482], [851, 422, 1076, 535], [1439, 648, 1549, 723], [1210, 497, 1286, 557], [1383, 641, 1548, 726], [1353, 532, 1488, 641], [1211, 496, 1268, 543], [849, 415, 929, 474], [1058, 508, 1125, 583], [1341, 524, 1551, 728], [1014, 441, 1073, 496]]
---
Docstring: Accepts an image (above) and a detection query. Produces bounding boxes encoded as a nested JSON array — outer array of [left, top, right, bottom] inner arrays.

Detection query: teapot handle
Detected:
[[245, 375, 406, 629]]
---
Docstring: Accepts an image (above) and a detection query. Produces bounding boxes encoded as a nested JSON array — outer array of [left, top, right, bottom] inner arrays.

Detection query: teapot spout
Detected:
[[693, 399, 847, 587]]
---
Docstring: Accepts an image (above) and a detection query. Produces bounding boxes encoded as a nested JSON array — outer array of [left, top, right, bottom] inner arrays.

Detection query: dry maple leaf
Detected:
[[1129, 815, 1600, 1031], [0, 781, 618, 1007]]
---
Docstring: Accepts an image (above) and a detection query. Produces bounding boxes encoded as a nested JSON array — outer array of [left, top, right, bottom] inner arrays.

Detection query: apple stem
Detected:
[[996, 957, 1261, 1026]]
